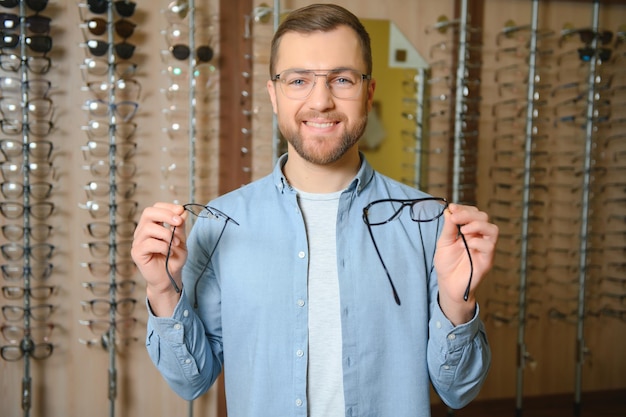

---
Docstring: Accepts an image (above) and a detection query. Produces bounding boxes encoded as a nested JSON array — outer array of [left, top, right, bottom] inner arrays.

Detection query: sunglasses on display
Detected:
[[0, 32, 52, 54], [82, 17, 136, 38], [0, 0, 48, 13], [0, 12, 51, 33], [85, 0, 136, 17]]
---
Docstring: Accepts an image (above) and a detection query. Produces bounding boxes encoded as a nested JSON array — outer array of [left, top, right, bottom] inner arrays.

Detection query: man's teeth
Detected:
[[306, 121, 335, 128]]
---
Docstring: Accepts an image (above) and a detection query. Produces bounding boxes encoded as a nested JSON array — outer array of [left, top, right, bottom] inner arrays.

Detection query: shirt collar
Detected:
[[272, 152, 374, 196]]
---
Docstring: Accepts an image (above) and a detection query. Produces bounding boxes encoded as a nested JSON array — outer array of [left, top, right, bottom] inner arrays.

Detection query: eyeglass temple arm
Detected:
[[165, 226, 182, 293], [457, 225, 474, 302], [365, 223, 402, 306]]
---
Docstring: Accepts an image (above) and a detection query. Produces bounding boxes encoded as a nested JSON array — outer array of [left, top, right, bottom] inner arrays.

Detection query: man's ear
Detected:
[[267, 79, 278, 114]]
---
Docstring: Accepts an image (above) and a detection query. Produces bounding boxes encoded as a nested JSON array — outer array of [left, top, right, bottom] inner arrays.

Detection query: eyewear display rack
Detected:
[[414, 0, 625, 415], [77, 2, 140, 417], [0, 2, 56, 417], [418, 0, 483, 207]]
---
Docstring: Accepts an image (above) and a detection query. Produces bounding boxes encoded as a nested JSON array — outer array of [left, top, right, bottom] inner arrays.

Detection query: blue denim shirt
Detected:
[[146, 154, 490, 417]]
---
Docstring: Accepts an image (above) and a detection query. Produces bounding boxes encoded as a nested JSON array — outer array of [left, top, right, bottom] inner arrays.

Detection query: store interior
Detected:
[[0, 0, 625, 416]]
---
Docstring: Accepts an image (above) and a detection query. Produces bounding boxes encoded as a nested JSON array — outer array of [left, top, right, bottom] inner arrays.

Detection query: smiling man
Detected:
[[131, 4, 498, 417]]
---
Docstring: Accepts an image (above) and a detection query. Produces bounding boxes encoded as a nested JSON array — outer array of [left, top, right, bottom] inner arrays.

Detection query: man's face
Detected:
[[267, 25, 375, 166]]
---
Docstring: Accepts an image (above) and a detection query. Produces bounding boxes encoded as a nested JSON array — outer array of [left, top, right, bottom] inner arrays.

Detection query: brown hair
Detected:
[[269, 3, 372, 76]]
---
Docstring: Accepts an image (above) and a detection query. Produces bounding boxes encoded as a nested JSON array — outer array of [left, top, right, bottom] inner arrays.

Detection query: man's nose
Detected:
[[307, 75, 335, 108]]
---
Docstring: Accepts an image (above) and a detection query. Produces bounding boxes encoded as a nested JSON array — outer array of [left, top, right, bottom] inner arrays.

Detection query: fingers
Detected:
[[131, 203, 186, 263]]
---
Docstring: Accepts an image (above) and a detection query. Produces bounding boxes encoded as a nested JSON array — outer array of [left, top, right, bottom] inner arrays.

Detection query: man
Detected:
[[131, 4, 498, 417]]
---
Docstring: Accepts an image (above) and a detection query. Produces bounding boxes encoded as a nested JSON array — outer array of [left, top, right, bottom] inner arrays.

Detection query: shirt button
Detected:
[[183, 310, 189, 317], [295, 398, 303, 407], [436, 321, 442, 329], [298, 251, 305, 259], [297, 299, 305, 307], [448, 333, 456, 340], [174, 323, 182, 330], [185, 358, 191, 364], [443, 365, 450, 370], [296, 349, 304, 357]]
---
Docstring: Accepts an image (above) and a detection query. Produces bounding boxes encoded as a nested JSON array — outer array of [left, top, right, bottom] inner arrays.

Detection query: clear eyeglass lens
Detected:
[[277, 69, 365, 99]]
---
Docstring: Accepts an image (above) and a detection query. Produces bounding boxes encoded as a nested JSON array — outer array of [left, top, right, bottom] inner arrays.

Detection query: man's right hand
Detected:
[[131, 202, 187, 316]]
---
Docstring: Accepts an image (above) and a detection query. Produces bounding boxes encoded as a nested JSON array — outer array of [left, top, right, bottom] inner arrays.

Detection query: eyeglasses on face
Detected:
[[166, 204, 239, 293], [362, 197, 474, 305], [1, 340, 53, 361], [1, 304, 55, 322], [0, 32, 52, 53], [0, 0, 48, 12], [1, 263, 54, 281], [82, 280, 136, 297], [272, 68, 371, 100], [80, 297, 137, 316], [0, 12, 51, 33], [0, 53, 51, 74]]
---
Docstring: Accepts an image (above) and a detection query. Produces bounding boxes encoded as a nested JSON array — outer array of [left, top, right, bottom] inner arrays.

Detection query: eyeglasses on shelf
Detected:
[[0, 139, 54, 160], [82, 280, 136, 297], [1, 263, 54, 281], [1, 242, 55, 262], [80, 260, 137, 278], [362, 197, 473, 305], [81, 17, 136, 38], [0, 181, 53, 200], [2, 224, 53, 242], [0, 201, 54, 220], [0, 53, 51, 74], [0, 0, 49, 13], [80, 297, 137, 317], [1, 304, 55, 322], [0, 12, 51, 34], [2, 284, 56, 300], [1, 323, 54, 345], [78, 317, 137, 336], [1, 340, 53, 361], [83, 220, 137, 239], [81, 0, 136, 18]]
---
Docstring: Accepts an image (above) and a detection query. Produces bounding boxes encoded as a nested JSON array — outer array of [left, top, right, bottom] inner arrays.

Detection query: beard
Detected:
[[279, 110, 368, 165]]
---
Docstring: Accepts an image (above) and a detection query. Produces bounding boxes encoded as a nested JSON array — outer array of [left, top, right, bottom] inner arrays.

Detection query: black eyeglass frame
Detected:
[[165, 204, 239, 294], [362, 197, 474, 305]]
